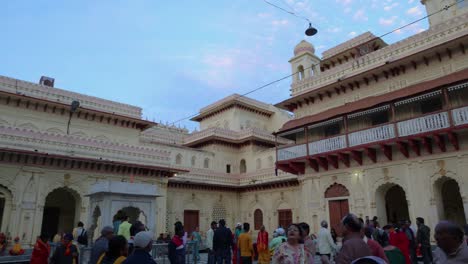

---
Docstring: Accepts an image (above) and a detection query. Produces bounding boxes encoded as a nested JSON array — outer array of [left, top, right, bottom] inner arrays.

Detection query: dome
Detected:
[[293, 40, 315, 56]]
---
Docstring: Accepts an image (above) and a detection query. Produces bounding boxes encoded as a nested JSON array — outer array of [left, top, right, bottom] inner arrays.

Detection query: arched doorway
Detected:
[[376, 184, 410, 224], [41, 187, 81, 237], [121, 207, 141, 223], [0, 186, 12, 232], [435, 178, 466, 226], [325, 183, 350, 236]]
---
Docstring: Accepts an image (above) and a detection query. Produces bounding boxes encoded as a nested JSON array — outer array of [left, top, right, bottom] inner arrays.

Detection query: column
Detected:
[[156, 179, 168, 234]]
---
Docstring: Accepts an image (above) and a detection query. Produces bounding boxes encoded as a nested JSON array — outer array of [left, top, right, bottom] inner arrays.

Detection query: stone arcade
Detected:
[[0, 0, 467, 246]]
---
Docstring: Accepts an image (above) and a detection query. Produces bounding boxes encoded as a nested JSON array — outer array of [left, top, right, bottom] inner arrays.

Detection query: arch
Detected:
[[175, 154, 183, 165], [204, 158, 210, 169], [191, 156, 196, 167], [254, 209, 263, 230], [434, 177, 466, 226], [41, 187, 81, 236], [0, 185, 13, 232], [375, 183, 410, 224], [121, 206, 141, 224], [18, 122, 40, 131], [324, 183, 350, 198], [256, 158, 262, 170], [297, 65, 305, 80], [240, 159, 247, 174], [94, 135, 111, 142], [46, 127, 66, 135]]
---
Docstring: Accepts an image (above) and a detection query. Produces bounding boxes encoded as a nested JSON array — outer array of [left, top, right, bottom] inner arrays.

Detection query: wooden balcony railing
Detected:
[[348, 124, 395, 147], [452, 106, 468, 126], [277, 144, 307, 161], [397, 111, 449, 137], [308, 135, 346, 155], [277, 105, 467, 163]]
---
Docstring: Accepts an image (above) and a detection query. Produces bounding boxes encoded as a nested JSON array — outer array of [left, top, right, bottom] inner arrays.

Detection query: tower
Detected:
[[289, 40, 321, 84], [421, 0, 467, 27]]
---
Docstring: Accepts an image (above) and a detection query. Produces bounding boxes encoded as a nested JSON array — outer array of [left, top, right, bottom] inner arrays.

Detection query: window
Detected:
[[278, 209, 292, 228], [191, 156, 196, 167], [371, 111, 389, 126], [421, 97, 443, 114], [254, 209, 263, 230], [226, 164, 231, 174], [324, 123, 340, 137], [240, 159, 247, 174], [204, 158, 210, 169], [175, 154, 182, 165], [297, 65, 305, 80], [256, 158, 262, 170]]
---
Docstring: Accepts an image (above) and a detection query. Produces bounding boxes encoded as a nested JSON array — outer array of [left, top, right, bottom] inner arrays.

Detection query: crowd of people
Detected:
[[0, 209, 466, 263]]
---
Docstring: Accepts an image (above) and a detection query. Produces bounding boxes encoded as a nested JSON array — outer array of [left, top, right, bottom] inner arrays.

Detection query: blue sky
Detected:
[[2, 0, 428, 130]]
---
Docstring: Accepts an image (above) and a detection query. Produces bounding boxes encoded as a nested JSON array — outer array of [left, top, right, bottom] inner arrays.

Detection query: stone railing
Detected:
[[0, 125, 171, 166], [308, 135, 346, 155], [397, 112, 449, 137], [278, 144, 307, 161], [238, 169, 296, 186], [184, 127, 292, 145], [452, 106, 468, 126], [171, 167, 297, 187], [290, 13, 468, 96], [348, 124, 395, 147], [0, 75, 142, 118], [199, 93, 272, 114]]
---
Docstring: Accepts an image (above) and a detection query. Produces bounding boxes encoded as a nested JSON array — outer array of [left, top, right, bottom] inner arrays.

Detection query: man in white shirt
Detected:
[[206, 221, 217, 264], [318, 220, 338, 264]]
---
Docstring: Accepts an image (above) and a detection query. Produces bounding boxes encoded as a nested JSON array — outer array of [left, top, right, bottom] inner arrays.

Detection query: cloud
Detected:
[[384, 3, 399, 11], [336, 0, 352, 5], [353, 9, 368, 21], [326, 27, 342, 33], [271, 19, 289, 26], [344, 7, 352, 13], [257, 12, 272, 19], [408, 0, 415, 3], [407, 6, 423, 16], [379, 16, 398, 26], [348, 31, 357, 37]]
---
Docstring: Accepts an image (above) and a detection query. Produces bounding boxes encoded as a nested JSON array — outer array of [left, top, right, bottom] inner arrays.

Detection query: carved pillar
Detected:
[[156, 179, 168, 234]]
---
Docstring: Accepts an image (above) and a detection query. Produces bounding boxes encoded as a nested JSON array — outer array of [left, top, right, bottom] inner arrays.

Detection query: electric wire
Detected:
[[168, 0, 464, 126]]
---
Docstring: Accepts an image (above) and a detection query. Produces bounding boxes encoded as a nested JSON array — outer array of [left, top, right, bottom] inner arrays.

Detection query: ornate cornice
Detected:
[[0, 75, 141, 118]]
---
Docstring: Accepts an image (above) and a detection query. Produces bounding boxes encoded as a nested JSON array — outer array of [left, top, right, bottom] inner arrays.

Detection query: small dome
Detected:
[[294, 40, 315, 56]]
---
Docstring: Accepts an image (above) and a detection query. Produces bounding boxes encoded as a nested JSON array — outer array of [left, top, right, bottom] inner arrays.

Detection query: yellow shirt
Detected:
[[117, 221, 132, 240], [237, 233, 253, 257]]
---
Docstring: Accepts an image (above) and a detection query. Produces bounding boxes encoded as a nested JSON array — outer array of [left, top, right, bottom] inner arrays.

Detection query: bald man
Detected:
[[433, 221, 468, 263]]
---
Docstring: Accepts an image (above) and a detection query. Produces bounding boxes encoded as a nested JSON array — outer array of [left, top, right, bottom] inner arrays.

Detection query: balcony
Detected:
[[276, 104, 467, 174]]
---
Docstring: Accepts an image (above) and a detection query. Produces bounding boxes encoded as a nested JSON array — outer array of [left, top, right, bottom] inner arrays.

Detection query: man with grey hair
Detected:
[[318, 220, 337, 264], [335, 213, 371, 264], [90, 226, 114, 264], [433, 221, 468, 263]]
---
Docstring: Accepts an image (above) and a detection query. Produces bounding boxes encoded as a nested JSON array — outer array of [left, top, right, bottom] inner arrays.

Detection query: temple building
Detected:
[[0, 0, 467, 246]]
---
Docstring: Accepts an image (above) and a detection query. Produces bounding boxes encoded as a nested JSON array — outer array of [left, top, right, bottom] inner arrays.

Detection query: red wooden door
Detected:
[[183, 210, 199, 235], [328, 199, 349, 235]]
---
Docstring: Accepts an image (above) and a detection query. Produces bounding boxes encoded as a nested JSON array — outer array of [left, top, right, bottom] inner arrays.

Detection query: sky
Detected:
[[1, 0, 429, 130]]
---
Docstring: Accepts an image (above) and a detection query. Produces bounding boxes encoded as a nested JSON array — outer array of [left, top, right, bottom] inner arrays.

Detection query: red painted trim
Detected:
[[338, 153, 350, 167], [327, 155, 339, 169], [409, 139, 421, 156], [351, 150, 363, 165], [448, 132, 459, 150], [397, 141, 409, 158], [307, 158, 319, 172], [381, 144, 392, 161], [434, 134, 446, 152], [365, 148, 377, 163]]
